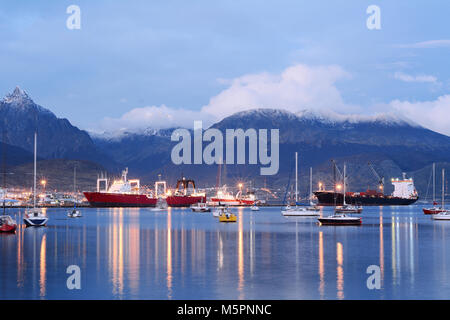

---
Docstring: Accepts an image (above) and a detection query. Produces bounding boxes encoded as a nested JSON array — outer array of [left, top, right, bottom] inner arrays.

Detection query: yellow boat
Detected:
[[219, 213, 237, 223]]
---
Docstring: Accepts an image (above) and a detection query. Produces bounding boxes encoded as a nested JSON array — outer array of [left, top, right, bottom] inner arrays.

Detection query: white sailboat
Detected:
[[282, 152, 319, 217], [432, 168, 450, 220], [319, 163, 362, 225], [423, 163, 446, 214], [334, 164, 363, 214], [306, 167, 320, 211], [23, 132, 48, 227], [68, 165, 82, 217]]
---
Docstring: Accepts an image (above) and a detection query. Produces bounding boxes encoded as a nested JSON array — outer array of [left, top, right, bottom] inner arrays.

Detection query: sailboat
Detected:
[[423, 163, 446, 214], [432, 169, 450, 220], [334, 164, 363, 214], [282, 152, 319, 217], [0, 133, 17, 233], [319, 163, 362, 226], [68, 165, 82, 217], [23, 133, 48, 227], [151, 197, 168, 211], [306, 167, 320, 211]]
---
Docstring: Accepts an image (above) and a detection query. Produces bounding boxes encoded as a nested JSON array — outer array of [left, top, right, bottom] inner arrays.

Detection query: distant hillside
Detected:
[[3, 159, 105, 192]]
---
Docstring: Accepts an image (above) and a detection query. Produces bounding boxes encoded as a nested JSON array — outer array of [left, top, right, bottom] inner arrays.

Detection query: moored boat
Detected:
[[23, 133, 48, 227], [191, 202, 211, 212], [423, 164, 445, 214], [281, 153, 319, 217], [0, 215, 17, 233], [318, 214, 362, 226], [432, 169, 450, 220]]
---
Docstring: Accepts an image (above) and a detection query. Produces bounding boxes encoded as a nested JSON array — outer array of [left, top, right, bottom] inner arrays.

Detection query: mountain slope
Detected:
[[0, 87, 113, 166]]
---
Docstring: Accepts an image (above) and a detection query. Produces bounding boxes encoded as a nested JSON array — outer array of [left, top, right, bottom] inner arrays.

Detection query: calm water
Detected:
[[0, 205, 450, 300]]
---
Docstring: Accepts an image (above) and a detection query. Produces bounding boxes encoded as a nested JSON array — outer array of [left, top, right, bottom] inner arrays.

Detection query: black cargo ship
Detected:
[[314, 190, 418, 206]]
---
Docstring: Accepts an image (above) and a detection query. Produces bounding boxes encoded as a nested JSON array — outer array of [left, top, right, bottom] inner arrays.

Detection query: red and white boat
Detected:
[[423, 202, 446, 215], [0, 215, 17, 233], [84, 169, 157, 207], [166, 178, 206, 207], [210, 188, 255, 206], [423, 163, 446, 214]]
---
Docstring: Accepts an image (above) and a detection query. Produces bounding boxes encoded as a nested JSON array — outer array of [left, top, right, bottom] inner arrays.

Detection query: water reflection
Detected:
[[336, 242, 344, 300], [2, 206, 450, 299], [318, 231, 324, 299]]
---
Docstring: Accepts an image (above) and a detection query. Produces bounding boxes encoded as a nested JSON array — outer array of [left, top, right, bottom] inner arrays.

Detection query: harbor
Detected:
[[1, 205, 450, 299]]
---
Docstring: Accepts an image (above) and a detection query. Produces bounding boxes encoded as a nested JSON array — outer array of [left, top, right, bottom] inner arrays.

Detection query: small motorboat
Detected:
[[432, 211, 450, 220], [191, 202, 211, 212], [23, 208, 48, 227], [318, 214, 362, 226], [0, 215, 17, 233], [282, 206, 319, 216], [335, 204, 363, 214], [67, 209, 82, 218], [219, 211, 237, 223], [250, 205, 259, 211], [152, 197, 168, 211], [423, 205, 446, 215]]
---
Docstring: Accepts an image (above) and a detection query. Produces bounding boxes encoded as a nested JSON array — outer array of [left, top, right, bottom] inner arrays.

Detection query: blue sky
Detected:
[[1, 1, 450, 135]]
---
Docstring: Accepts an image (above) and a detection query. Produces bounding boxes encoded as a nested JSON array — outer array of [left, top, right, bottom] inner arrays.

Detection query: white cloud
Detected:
[[94, 105, 215, 135], [394, 72, 437, 83], [201, 64, 356, 119], [389, 95, 450, 136], [93, 63, 450, 137], [95, 64, 358, 134], [397, 40, 450, 49]]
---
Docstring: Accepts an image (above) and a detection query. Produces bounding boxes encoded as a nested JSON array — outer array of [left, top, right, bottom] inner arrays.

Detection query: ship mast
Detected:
[[309, 167, 313, 205], [433, 163, 436, 203], [33, 132, 37, 209], [442, 168, 445, 209], [295, 152, 298, 204], [343, 163, 346, 206]]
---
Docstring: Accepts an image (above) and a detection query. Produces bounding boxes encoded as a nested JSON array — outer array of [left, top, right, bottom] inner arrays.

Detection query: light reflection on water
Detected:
[[1, 205, 450, 299]]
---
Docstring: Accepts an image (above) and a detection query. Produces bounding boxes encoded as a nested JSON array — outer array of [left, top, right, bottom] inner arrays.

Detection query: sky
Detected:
[[1, 0, 450, 135]]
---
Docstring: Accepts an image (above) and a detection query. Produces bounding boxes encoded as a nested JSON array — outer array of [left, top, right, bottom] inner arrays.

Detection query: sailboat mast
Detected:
[[295, 152, 298, 204], [433, 163, 436, 203], [442, 168, 445, 209], [343, 163, 346, 206], [310, 167, 313, 204], [33, 132, 37, 208]]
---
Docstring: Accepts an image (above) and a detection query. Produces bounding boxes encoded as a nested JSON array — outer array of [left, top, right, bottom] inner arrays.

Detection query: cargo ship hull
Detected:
[[83, 192, 158, 207], [314, 191, 418, 206], [166, 195, 206, 207]]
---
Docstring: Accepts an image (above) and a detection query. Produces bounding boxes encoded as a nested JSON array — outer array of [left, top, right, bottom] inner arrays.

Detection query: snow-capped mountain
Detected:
[[0, 87, 112, 166]]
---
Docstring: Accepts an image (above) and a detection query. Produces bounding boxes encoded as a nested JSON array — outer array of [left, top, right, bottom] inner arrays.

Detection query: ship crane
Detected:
[[368, 162, 385, 192]]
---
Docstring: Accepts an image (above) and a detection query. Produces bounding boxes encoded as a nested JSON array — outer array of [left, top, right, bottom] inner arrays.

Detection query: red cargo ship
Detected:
[[83, 169, 205, 208]]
